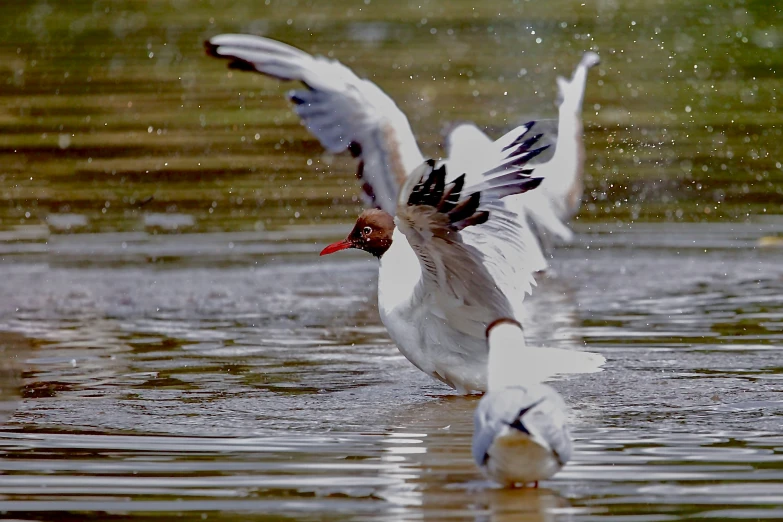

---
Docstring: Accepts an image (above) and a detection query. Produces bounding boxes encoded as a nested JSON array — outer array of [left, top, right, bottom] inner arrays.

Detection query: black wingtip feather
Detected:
[[437, 173, 465, 213], [448, 191, 481, 224], [501, 121, 537, 152], [496, 143, 550, 173], [421, 165, 445, 206], [227, 59, 257, 72], [348, 141, 362, 158], [508, 133, 544, 157], [407, 156, 544, 233], [204, 40, 220, 58], [429, 165, 446, 206], [408, 162, 446, 207], [520, 144, 550, 164], [452, 210, 489, 230], [524, 177, 544, 191], [481, 175, 544, 199]]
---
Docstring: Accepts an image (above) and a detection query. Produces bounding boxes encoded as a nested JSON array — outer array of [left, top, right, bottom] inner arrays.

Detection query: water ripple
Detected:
[[0, 225, 780, 520]]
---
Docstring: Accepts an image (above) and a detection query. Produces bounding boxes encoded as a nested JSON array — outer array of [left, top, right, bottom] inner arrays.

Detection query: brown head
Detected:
[[320, 208, 395, 258]]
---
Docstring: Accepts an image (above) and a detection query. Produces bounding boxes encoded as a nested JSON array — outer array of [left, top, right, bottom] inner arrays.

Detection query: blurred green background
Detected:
[[1, 0, 781, 235]]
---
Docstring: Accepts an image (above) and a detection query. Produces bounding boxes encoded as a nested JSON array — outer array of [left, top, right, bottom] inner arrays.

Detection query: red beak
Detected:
[[319, 239, 353, 256]]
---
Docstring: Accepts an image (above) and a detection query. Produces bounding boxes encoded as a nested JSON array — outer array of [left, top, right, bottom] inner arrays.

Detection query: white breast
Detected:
[[377, 231, 429, 376], [377, 230, 488, 393], [377, 229, 421, 315]]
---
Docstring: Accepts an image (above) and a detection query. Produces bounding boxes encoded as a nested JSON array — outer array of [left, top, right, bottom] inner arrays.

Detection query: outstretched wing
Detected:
[[515, 51, 601, 240], [448, 123, 552, 280], [447, 52, 600, 246], [443, 123, 556, 274], [205, 34, 425, 214], [395, 137, 545, 332]]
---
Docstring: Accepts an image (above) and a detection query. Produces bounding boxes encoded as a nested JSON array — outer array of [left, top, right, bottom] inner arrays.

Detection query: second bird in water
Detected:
[[473, 319, 577, 488]]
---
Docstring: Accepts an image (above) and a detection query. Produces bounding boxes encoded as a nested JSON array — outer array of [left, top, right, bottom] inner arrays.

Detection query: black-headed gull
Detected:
[[205, 35, 603, 393], [473, 318, 574, 487], [319, 129, 605, 394], [320, 130, 547, 393], [204, 34, 600, 272]]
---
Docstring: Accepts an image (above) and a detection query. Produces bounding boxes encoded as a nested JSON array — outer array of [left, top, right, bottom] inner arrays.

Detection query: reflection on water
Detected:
[[0, 333, 24, 427], [0, 224, 781, 520]]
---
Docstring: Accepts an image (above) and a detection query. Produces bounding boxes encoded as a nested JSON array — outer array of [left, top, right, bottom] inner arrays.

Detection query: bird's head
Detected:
[[320, 208, 395, 258]]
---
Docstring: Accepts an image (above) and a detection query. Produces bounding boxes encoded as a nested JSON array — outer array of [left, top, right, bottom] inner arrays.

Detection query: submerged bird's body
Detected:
[[472, 319, 575, 487]]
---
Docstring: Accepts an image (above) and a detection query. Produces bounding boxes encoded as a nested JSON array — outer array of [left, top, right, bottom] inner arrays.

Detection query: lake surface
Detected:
[[0, 0, 782, 520], [0, 224, 781, 521]]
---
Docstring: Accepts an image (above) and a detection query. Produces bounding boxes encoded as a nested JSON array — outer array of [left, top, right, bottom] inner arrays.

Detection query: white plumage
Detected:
[[205, 34, 599, 272], [206, 33, 424, 214]]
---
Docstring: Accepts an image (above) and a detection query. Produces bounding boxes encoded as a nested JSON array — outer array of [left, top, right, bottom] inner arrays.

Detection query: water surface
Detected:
[[0, 224, 781, 520], [0, 0, 782, 520]]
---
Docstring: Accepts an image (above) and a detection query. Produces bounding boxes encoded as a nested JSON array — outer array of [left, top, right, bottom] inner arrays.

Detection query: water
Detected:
[[1, 0, 781, 233], [1, 0, 783, 519], [0, 224, 781, 520]]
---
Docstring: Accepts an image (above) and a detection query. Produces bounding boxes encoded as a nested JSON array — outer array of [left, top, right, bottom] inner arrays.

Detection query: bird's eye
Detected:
[[362, 226, 372, 235]]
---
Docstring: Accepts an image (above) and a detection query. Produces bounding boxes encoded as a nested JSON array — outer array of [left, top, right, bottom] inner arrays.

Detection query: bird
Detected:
[[320, 126, 546, 393], [472, 318, 573, 488], [204, 34, 598, 272], [205, 35, 604, 393], [445, 51, 601, 250], [319, 142, 604, 394]]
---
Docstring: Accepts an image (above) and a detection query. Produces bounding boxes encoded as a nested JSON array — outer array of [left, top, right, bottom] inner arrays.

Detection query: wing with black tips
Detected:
[[395, 138, 545, 332], [206, 34, 425, 214]]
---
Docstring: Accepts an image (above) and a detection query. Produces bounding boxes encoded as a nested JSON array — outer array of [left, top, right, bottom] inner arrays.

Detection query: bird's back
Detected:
[[473, 384, 572, 485]]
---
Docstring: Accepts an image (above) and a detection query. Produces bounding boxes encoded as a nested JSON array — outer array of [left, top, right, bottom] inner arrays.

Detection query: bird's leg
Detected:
[[533, 481, 539, 488]]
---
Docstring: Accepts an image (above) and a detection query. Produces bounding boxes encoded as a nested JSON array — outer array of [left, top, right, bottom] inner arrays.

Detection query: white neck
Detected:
[[487, 321, 530, 392]]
